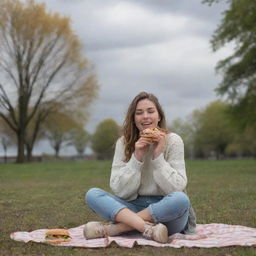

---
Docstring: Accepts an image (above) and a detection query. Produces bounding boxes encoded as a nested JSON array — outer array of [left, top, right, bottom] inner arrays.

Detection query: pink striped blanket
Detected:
[[10, 223, 256, 248]]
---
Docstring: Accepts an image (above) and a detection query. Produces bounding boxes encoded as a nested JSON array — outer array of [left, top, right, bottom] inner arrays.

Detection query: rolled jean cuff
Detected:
[[111, 206, 127, 223], [148, 205, 158, 223]]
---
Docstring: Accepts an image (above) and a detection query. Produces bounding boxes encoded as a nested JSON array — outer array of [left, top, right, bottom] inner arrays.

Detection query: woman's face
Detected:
[[134, 99, 160, 131]]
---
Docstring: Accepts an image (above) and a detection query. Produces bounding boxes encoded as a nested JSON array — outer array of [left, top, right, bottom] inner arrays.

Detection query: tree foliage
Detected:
[[69, 127, 90, 157], [44, 112, 80, 157], [225, 123, 256, 157], [203, 0, 256, 126], [193, 101, 235, 158], [0, 0, 98, 162], [172, 100, 256, 159], [169, 118, 194, 159], [91, 119, 120, 160]]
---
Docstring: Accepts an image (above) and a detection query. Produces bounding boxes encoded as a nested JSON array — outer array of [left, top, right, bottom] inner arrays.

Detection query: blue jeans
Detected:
[[85, 188, 190, 235]]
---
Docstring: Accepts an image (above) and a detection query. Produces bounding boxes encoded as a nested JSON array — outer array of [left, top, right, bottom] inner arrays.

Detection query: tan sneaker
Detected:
[[83, 221, 121, 239], [143, 222, 168, 243]]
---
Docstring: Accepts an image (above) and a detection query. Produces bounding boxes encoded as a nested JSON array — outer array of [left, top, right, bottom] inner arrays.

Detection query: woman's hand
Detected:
[[134, 137, 150, 162], [152, 132, 167, 160]]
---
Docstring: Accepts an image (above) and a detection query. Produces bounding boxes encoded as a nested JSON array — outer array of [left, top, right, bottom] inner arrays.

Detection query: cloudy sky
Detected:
[[41, 0, 231, 130], [2, 0, 233, 156]]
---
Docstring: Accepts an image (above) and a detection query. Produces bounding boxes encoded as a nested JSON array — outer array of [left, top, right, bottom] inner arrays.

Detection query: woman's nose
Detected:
[[142, 112, 149, 118]]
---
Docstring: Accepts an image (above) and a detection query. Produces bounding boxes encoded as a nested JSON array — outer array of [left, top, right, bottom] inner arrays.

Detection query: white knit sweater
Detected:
[[110, 133, 187, 201]]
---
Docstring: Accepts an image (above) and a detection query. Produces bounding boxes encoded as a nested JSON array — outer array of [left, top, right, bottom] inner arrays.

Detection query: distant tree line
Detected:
[[1, 102, 255, 162], [85, 106, 256, 160], [0, 116, 121, 162], [170, 101, 256, 159]]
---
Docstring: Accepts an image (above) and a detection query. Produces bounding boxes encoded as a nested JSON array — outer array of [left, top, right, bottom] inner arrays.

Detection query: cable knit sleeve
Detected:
[[110, 137, 143, 200], [151, 133, 187, 194]]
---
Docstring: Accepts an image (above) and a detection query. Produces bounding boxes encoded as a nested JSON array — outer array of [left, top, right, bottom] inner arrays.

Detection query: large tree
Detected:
[[0, 0, 98, 163], [91, 119, 120, 160], [203, 0, 256, 127]]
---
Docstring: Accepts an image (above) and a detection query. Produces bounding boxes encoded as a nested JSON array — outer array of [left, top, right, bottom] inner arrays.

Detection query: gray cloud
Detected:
[[124, 0, 227, 22]]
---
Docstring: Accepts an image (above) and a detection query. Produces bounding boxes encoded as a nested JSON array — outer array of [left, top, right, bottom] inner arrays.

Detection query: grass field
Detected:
[[0, 159, 255, 256]]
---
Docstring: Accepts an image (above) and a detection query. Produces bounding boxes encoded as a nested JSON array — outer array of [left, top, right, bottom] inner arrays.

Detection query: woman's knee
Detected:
[[167, 191, 190, 210], [85, 187, 105, 205]]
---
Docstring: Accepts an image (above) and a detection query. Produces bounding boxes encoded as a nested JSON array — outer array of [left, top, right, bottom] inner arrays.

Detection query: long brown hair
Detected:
[[122, 92, 167, 162]]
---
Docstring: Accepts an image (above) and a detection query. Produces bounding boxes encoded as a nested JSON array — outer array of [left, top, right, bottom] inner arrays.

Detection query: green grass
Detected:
[[0, 159, 255, 256]]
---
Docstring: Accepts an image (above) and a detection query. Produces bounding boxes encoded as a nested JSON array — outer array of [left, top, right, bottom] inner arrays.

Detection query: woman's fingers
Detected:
[[153, 133, 166, 143], [135, 137, 150, 149]]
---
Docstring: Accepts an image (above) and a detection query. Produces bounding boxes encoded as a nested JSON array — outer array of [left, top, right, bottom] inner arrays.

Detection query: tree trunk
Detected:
[[54, 144, 60, 158], [4, 147, 7, 163], [26, 144, 33, 162], [25, 114, 45, 162], [27, 151, 32, 162], [17, 89, 28, 163], [16, 130, 25, 163]]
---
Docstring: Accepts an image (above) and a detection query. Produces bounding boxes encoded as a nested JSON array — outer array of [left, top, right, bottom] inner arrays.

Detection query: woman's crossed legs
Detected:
[[84, 188, 190, 242]]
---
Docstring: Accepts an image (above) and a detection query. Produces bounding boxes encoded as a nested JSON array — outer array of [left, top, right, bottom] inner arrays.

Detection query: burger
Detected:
[[45, 229, 71, 244], [140, 127, 166, 142]]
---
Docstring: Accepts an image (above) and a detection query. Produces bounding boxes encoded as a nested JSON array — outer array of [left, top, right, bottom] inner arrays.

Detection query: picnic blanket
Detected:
[[10, 223, 256, 248]]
